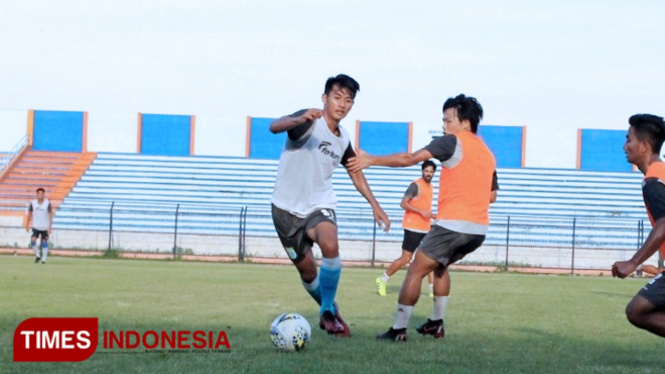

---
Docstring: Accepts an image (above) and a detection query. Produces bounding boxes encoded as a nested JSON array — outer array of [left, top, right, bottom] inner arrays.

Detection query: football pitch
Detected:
[[0, 255, 662, 374]]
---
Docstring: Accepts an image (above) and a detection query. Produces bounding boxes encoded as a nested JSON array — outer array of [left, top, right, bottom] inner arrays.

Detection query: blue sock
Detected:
[[301, 275, 321, 305], [319, 256, 342, 315], [41, 241, 49, 261]]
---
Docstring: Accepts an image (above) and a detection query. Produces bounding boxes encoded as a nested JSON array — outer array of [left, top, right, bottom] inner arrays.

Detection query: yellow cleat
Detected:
[[375, 277, 387, 296], [429, 291, 434, 298]]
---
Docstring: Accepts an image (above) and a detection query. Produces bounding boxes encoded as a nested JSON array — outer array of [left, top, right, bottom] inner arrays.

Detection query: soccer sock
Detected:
[[319, 256, 341, 315], [381, 272, 390, 283], [431, 296, 449, 321], [31, 240, 38, 257], [429, 283, 434, 293], [301, 274, 322, 306], [393, 304, 413, 330], [41, 241, 49, 262]]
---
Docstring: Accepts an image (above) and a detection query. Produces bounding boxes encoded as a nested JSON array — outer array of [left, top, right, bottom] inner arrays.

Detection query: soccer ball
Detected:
[[270, 313, 311, 351]]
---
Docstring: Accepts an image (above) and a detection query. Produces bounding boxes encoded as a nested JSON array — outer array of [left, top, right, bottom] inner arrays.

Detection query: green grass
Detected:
[[0, 255, 662, 373]]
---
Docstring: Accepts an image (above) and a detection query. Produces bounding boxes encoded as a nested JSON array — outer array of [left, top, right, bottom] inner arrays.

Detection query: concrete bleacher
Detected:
[[52, 152, 650, 249]]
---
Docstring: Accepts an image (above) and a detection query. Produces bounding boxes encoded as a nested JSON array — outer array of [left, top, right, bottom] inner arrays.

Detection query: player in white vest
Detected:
[[25, 188, 53, 263], [270, 74, 391, 337]]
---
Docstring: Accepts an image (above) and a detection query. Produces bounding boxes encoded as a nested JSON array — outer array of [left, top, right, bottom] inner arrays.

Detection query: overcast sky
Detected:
[[1, 0, 663, 146]]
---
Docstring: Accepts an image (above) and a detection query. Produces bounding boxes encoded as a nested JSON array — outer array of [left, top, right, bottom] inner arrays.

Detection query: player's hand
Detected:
[[48, 228, 52, 235], [346, 149, 373, 173], [300, 109, 323, 123], [612, 260, 637, 279], [421, 210, 433, 220], [372, 206, 391, 232]]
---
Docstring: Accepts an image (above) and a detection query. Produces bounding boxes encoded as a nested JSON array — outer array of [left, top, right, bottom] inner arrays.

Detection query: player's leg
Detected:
[[427, 271, 434, 297], [307, 221, 340, 315], [40, 232, 49, 263], [640, 264, 662, 277], [626, 274, 665, 337], [417, 266, 450, 338], [271, 204, 322, 306], [377, 230, 423, 296], [376, 250, 413, 296], [30, 230, 40, 262], [376, 250, 438, 341]]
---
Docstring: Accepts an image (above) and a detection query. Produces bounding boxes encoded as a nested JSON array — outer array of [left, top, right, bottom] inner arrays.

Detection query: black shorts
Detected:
[[638, 272, 665, 310], [31, 229, 49, 241], [418, 225, 485, 267], [271, 204, 337, 263], [402, 229, 427, 253]]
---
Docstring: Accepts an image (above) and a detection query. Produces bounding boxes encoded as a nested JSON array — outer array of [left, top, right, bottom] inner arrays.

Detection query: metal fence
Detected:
[[0, 134, 28, 175], [0, 200, 650, 270]]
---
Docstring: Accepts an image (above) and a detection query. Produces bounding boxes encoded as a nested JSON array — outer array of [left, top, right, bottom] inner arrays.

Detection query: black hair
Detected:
[[442, 94, 483, 134], [422, 160, 436, 171], [629, 114, 665, 154], [324, 74, 360, 99], [36, 188, 45, 193]]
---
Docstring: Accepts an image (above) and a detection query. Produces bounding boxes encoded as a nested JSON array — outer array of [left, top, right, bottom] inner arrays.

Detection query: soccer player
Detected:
[[375, 160, 439, 298], [611, 113, 665, 338], [270, 74, 391, 337], [25, 187, 53, 264], [347, 94, 499, 342]]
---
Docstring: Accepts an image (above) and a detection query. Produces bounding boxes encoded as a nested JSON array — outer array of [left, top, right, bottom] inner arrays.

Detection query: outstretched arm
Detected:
[[346, 149, 434, 173], [269, 109, 322, 134], [613, 218, 665, 278], [346, 168, 391, 232]]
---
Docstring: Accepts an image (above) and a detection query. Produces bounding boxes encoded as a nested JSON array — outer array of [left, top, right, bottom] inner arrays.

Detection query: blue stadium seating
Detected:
[[54, 153, 649, 248]]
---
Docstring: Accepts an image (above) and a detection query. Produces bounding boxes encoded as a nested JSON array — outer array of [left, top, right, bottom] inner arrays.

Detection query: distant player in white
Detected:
[[25, 187, 53, 263], [270, 74, 391, 337]]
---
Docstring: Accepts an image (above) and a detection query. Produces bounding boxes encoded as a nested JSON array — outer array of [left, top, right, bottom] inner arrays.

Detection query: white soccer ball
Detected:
[[270, 313, 311, 351]]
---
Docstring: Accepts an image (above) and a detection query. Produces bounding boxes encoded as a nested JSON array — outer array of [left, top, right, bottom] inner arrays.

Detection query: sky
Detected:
[[0, 0, 663, 163]]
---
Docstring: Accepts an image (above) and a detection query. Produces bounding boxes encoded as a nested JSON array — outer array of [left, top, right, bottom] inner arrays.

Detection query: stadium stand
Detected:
[[50, 152, 649, 248], [0, 150, 96, 215]]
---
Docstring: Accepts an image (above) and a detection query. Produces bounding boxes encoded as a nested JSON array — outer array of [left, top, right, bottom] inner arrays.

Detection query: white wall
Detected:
[[87, 111, 138, 153], [524, 127, 578, 169], [195, 115, 247, 157], [0, 110, 28, 151]]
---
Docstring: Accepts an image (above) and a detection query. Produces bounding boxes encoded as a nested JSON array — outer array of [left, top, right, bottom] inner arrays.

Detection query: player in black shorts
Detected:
[[613, 113, 665, 337]]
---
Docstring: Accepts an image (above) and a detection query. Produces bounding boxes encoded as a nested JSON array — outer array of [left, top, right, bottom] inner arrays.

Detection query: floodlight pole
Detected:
[[173, 204, 180, 260], [571, 218, 576, 275], [108, 201, 115, 251], [504, 216, 510, 271]]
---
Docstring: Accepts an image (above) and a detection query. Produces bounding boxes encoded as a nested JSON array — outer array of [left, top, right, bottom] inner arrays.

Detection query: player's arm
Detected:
[[47, 202, 53, 234], [269, 109, 322, 135], [346, 134, 457, 172], [346, 149, 433, 173], [24, 203, 33, 231], [490, 171, 499, 203], [613, 178, 665, 278], [400, 183, 431, 219], [341, 145, 391, 231]]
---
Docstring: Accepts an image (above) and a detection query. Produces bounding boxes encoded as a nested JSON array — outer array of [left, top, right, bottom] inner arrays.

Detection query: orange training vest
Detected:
[[436, 131, 496, 225], [402, 178, 433, 233]]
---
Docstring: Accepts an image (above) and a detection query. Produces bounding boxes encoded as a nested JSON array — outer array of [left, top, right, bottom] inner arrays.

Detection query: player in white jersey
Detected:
[[270, 74, 391, 337], [25, 188, 53, 263]]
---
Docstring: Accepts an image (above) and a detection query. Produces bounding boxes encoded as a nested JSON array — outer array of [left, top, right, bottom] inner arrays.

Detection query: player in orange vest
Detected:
[[347, 94, 498, 342], [612, 113, 665, 338], [375, 161, 439, 298]]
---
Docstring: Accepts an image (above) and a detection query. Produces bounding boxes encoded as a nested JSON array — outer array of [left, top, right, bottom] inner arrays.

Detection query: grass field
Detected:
[[0, 255, 662, 374]]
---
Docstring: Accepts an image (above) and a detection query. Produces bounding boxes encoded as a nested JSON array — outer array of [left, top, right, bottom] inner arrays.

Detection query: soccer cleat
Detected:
[[429, 291, 434, 298], [41, 260, 46, 264], [332, 302, 351, 337], [319, 310, 345, 335], [376, 327, 407, 342], [375, 277, 387, 296], [34, 257, 40, 264], [416, 319, 445, 339]]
